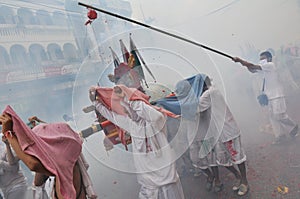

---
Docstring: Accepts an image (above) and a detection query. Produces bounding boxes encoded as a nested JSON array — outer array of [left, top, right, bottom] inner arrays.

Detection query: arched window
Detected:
[[29, 44, 48, 65], [0, 46, 11, 68], [47, 43, 64, 60], [0, 6, 15, 24], [63, 43, 78, 62], [17, 8, 37, 25], [52, 11, 67, 26], [36, 10, 53, 25], [10, 44, 29, 67]]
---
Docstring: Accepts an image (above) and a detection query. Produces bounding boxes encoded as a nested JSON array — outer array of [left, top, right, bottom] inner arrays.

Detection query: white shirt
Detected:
[[200, 87, 241, 158], [199, 86, 241, 142], [95, 100, 178, 188], [0, 146, 27, 193], [259, 62, 284, 99]]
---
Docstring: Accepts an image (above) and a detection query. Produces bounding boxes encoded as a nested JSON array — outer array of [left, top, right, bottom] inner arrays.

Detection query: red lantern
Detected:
[[87, 9, 97, 20], [85, 9, 97, 25]]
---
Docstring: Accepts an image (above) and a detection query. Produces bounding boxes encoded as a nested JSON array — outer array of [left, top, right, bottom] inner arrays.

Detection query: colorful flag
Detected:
[[109, 47, 120, 68], [129, 35, 156, 86], [119, 39, 130, 63]]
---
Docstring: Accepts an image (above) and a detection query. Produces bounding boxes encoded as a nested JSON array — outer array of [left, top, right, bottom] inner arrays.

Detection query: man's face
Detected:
[[27, 121, 36, 129], [260, 55, 271, 62], [260, 55, 267, 61]]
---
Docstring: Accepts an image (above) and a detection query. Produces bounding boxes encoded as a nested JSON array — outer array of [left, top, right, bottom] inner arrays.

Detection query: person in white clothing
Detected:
[[174, 75, 248, 196], [0, 135, 28, 199], [89, 85, 185, 199], [233, 51, 298, 144]]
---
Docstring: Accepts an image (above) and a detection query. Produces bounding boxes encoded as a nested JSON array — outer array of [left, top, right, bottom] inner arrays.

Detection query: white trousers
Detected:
[[268, 97, 297, 138], [138, 179, 185, 199]]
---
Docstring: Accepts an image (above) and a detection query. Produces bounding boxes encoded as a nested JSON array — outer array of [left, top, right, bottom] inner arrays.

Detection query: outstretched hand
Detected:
[[28, 116, 38, 122], [82, 105, 96, 113], [89, 86, 97, 102], [232, 57, 243, 63]]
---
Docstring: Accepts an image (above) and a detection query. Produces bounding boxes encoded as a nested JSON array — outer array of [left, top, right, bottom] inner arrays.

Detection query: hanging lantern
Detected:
[[85, 8, 97, 25], [87, 9, 97, 20]]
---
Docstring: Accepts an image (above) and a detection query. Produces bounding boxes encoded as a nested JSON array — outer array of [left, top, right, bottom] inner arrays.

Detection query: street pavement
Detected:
[[180, 91, 300, 199]]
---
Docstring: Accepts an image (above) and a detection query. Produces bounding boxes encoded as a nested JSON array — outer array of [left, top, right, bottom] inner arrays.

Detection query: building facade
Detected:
[[0, 0, 132, 118]]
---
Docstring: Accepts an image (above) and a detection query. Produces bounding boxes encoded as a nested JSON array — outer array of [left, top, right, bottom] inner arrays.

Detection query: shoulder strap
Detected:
[[262, 78, 265, 92]]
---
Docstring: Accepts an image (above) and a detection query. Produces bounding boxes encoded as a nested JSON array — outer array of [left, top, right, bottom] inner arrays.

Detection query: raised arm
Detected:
[[0, 114, 53, 176], [232, 57, 262, 72], [6, 133, 54, 176], [90, 86, 142, 132], [2, 136, 19, 165], [0, 147, 17, 171], [129, 100, 165, 124], [94, 102, 135, 133], [28, 116, 46, 124]]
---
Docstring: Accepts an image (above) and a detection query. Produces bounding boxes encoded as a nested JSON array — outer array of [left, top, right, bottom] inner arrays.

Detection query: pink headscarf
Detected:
[[96, 84, 179, 118], [3, 105, 82, 199]]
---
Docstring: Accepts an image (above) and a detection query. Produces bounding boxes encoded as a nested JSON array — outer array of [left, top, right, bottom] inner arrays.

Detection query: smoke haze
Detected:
[[1, 0, 300, 198]]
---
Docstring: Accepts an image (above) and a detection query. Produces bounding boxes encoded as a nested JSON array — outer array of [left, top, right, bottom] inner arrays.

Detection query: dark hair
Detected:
[[203, 76, 211, 92], [260, 51, 272, 60], [204, 76, 212, 87]]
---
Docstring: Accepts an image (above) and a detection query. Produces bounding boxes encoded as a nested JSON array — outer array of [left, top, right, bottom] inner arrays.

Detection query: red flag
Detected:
[[109, 47, 120, 68], [119, 39, 130, 63]]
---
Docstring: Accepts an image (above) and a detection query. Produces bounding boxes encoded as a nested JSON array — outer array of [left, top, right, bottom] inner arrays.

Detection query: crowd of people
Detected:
[[0, 49, 298, 199]]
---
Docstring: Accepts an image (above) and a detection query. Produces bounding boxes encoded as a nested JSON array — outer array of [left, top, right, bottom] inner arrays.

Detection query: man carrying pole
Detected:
[[233, 51, 298, 144]]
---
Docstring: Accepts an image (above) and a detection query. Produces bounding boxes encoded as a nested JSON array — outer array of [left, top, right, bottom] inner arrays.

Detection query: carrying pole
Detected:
[[78, 2, 233, 59]]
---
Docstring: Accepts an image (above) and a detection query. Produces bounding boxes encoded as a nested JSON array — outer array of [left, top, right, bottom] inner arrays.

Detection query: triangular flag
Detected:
[[109, 47, 120, 68], [120, 39, 130, 63], [129, 36, 146, 86], [129, 35, 156, 83]]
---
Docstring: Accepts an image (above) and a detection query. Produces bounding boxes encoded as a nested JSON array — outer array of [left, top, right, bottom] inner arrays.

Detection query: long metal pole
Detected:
[[78, 2, 233, 59]]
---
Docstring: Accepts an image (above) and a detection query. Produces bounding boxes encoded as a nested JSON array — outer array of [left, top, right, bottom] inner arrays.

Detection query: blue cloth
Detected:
[[156, 74, 207, 120]]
